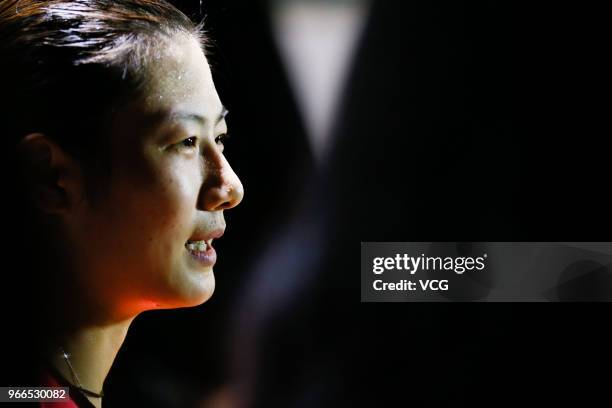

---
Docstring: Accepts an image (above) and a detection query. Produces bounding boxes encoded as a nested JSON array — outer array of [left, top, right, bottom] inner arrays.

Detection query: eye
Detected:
[[179, 136, 197, 149], [215, 133, 230, 147]]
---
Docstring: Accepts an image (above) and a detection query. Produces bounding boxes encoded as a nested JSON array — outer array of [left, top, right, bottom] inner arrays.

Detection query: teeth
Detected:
[[186, 240, 207, 252]]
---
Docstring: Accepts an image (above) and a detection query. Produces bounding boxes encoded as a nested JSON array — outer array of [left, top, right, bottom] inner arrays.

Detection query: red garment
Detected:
[[36, 364, 96, 408], [38, 368, 79, 408]]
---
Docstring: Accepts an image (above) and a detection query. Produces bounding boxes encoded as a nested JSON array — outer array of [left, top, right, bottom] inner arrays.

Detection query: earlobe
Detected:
[[17, 133, 84, 215]]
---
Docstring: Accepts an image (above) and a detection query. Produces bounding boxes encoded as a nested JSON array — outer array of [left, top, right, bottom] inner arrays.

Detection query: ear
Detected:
[[17, 133, 85, 216]]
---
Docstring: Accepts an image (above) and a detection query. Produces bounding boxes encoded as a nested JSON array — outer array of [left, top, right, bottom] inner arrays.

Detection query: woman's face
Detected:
[[68, 33, 243, 317]]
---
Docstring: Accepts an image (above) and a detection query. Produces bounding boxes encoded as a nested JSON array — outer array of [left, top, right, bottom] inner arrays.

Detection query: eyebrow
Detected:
[[170, 107, 228, 126]]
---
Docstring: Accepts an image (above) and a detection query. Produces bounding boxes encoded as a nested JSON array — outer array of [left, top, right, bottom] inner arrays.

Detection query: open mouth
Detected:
[[184, 228, 223, 267], [185, 238, 217, 267], [185, 239, 212, 253]]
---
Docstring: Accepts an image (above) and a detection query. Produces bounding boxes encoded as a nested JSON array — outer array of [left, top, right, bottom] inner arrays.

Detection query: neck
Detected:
[[47, 318, 135, 408]]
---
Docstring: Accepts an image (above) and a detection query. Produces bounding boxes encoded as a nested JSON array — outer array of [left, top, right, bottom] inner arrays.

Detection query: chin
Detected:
[[150, 265, 216, 309], [180, 270, 216, 307]]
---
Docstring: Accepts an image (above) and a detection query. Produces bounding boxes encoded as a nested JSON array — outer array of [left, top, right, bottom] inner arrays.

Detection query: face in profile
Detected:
[[65, 33, 244, 317]]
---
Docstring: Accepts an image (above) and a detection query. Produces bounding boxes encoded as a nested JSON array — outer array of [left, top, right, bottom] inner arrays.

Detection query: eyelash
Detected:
[[215, 133, 230, 146], [178, 134, 230, 150], [180, 137, 197, 149]]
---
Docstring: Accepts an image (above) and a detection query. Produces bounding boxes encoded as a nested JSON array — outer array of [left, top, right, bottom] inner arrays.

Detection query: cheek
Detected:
[[82, 160, 203, 300], [95, 157, 201, 259], [130, 167, 208, 304], [129, 163, 201, 240], [155, 162, 202, 217]]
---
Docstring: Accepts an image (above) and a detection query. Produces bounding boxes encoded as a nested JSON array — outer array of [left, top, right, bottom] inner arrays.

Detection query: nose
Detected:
[[198, 151, 244, 212]]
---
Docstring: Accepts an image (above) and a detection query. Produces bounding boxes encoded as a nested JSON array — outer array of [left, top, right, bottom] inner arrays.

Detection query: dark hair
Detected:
[[1, 0, 205, 168], [0, 0, 206, 383]]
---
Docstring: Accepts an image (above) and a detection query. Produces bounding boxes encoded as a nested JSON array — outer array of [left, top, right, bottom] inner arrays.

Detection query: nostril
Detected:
[[199, 177, 243, 211]]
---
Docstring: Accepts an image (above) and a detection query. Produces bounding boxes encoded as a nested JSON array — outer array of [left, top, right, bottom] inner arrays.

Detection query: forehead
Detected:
[[139, 33, 222, 121]]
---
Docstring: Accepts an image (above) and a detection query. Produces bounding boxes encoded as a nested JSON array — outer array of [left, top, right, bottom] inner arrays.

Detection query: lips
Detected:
[[185, 242, 217, 267], [185, 228, 224, 267], [186, 228, 225, 243]]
